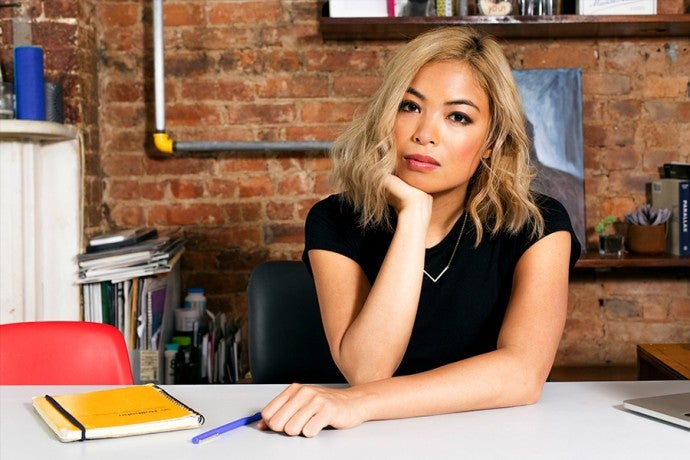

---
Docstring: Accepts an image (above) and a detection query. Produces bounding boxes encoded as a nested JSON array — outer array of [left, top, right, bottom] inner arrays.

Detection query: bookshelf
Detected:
[[320, 14, 690, 41], [77, 231, 186, 385], [79, 261, 181, 385]]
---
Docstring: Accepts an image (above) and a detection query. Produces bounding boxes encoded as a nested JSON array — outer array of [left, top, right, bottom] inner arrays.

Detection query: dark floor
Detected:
[[550, 365, 638, 382]]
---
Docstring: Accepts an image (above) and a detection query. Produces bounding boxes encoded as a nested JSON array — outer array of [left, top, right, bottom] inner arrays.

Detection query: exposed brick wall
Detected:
[[1, 1, 688, 368], [561, 270, 690, 366], [0, 1, 102, 229]]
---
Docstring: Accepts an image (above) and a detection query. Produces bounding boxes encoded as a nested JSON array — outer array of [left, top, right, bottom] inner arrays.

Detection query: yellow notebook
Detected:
[[32, 384, 204, 442]]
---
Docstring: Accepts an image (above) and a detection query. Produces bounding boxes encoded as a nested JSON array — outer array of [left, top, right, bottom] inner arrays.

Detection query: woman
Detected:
[[259, 26, 581, 437]]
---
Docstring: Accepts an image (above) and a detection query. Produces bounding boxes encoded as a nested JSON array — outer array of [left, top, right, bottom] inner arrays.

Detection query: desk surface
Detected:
[[1, 381, 689, 459]]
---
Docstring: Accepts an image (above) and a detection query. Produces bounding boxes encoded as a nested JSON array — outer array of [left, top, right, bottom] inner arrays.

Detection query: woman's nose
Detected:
[[413, 116, 437, 145]]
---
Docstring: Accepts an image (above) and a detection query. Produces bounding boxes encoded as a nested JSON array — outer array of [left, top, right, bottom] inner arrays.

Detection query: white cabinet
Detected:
[[0, 120, 82, 323]]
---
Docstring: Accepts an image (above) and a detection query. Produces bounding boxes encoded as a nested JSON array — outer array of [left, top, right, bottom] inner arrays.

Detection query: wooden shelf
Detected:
[[574, 251, 690, 270], [320, 14, 690, 41]]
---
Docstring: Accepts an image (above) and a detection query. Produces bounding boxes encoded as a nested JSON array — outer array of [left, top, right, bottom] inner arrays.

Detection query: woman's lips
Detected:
[[404, 154, 440, 171]]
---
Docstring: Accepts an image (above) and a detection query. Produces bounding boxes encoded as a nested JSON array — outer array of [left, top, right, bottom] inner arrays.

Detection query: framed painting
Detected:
[[513, 68, 586, 251]]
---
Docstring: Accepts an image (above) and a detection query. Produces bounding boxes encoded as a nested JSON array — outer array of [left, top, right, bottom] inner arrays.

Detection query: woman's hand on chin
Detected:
[[383, 174, 432, 221]]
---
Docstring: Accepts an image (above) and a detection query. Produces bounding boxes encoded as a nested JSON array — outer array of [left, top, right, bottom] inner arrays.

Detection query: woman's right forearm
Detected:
[[336, 206, 430, 383]]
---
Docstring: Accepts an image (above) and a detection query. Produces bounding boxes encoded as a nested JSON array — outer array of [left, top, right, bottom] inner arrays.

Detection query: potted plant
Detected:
[[595, 214, 625, 257], [624, 204, 670, 254]]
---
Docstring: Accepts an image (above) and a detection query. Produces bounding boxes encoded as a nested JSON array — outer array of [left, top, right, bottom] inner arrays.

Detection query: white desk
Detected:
[[1, 381, 688, 459]]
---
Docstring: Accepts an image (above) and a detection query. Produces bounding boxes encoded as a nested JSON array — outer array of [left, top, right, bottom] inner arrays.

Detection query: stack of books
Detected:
[[76, 228, 185, 284], [651, 163, 689, 257], [76, 228, 185, 383]]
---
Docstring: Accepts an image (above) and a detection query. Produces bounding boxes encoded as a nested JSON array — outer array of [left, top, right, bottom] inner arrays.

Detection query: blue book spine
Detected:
[[680, 181, 690, 256]]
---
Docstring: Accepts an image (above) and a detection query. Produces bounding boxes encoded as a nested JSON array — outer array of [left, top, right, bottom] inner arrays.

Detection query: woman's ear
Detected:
[[482, 148, 492, 160]]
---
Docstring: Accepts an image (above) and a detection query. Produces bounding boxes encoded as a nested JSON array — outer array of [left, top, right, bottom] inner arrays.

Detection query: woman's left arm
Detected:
[[493, 228, 573, 398], [259, 230, 572, 436]]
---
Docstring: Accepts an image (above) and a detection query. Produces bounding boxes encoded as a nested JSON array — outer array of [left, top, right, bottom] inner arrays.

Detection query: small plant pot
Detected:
[[626, 224, 666, 254], [599, 234, 625, 257]]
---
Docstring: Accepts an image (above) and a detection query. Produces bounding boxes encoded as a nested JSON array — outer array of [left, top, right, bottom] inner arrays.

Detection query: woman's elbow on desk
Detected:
[[500, 368, 549, 407], [516, 379, 546, 406], [342, 366, 397, 386], [333, 350, 398, 386]]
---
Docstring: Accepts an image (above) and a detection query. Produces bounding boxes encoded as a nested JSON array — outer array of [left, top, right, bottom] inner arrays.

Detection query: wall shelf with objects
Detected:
[[574, 252, 690, 270], [319, 14, 690, 41]]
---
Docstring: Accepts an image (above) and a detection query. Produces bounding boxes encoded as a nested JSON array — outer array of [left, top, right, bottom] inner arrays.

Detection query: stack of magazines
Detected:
[[76, 227, 185, 284]]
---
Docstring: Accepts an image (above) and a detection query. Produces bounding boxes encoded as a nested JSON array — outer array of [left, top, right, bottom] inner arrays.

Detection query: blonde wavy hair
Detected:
[[330, 26, 544, 244]]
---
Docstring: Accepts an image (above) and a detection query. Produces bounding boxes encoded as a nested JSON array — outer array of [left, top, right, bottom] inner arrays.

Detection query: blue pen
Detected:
[[191, 411, 262, 444]]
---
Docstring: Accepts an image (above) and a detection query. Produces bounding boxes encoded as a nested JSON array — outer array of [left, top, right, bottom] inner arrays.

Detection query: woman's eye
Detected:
[[399, 100, 419, 113], [450, 112, 472, 125]]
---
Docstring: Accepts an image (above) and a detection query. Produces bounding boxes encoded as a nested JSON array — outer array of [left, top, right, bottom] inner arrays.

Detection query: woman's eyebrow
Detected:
[[406, 87, 425, 100], [447, 98, 480, 111], [405, 87, 480, 112]]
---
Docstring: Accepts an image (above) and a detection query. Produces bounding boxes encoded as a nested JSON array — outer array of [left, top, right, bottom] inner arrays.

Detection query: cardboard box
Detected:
[[329, 0, 389, 18], [578, 0, 656, 15]]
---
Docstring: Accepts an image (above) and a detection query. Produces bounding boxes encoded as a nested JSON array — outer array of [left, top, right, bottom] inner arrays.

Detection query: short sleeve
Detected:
[[536, 194, 582, 269], [301, 195, 361, 275]]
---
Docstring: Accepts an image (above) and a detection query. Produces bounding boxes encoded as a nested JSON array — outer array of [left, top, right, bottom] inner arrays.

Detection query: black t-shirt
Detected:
[[302, 193, 581, 376]]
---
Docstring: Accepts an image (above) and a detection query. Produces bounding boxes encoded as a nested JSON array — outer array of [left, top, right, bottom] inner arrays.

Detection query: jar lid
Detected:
[[187, 287, 205, 294]]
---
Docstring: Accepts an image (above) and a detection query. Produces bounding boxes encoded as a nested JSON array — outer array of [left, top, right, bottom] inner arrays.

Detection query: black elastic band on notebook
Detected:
[[45, 394, 87, 441]]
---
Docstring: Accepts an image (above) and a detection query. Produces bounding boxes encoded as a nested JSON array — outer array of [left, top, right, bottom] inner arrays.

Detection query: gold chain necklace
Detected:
[[423, 212, 468, 283]]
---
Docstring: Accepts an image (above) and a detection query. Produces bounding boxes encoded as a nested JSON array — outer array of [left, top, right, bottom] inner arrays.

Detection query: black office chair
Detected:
[[247, 260, 346, 384]]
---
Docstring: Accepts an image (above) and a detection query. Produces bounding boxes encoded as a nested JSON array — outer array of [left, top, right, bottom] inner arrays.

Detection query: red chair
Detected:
[[0, 321, 134, 385]]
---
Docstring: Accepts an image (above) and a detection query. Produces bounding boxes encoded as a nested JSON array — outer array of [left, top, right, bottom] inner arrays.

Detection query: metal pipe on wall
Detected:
[[151, 0, 332, 154]]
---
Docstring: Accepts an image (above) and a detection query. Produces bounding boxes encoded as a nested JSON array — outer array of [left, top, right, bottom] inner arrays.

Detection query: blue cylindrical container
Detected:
[[13, 46, 46, 120]]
